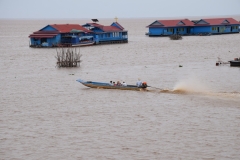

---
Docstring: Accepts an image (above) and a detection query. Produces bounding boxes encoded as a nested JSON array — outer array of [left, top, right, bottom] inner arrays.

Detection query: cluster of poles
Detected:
[[169, 34, 183, 40], [55, 48, 82, 67]]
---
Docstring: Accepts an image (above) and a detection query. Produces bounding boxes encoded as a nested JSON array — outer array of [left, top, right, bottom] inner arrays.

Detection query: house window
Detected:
[[168, 28, 173, 32], [177, 28, 184, 32], [212, 27, 217, 31]]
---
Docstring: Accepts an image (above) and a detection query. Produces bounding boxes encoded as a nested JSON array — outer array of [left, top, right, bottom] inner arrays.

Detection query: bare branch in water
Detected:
[[55, 47, 82, 67]]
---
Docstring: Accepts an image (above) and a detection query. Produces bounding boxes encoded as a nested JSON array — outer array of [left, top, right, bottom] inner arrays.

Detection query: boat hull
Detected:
[[72, 41, 95, 47], [76, 79, 147, 91], [229, 61, 240, 67]]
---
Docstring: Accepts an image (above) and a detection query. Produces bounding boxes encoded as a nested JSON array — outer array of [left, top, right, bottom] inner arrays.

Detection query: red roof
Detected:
[[199, 18, 239, 25], [29, 34, 57, 38], [147, 19, 194, 27], [50, 24, 92, 33], [29, 31, 59, 38], [102, 26, 121, 32]]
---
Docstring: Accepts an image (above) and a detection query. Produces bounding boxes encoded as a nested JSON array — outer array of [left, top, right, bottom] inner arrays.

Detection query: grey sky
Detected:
[[0, 0, 240, 19]]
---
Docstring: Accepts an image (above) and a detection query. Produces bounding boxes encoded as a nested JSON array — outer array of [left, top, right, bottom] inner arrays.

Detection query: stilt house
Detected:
[[192, 18, 240, 34], [146, 17, 240, 36], [82, 22, 128, 44], [29, 24, 93, 47], [146, 19, 194, 36]]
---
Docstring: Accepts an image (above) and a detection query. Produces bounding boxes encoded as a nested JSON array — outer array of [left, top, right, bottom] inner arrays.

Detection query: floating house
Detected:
[[29, 21, 128, 48], [82, 22, 128, 44], [146, 19, 194, 36], [191, 18, 240, 35], [146, 17, 240, 36], [29, 24, 93, 47]]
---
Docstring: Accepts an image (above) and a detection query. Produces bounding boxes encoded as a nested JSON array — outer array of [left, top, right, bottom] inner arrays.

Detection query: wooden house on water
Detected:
[[191, 18, 240, 35], [82, 22, 128, 44], [146, 17, 240, 37], [146, 19, 194, 36], [29, 24, 94, 47], [29, 20, 128, 48]]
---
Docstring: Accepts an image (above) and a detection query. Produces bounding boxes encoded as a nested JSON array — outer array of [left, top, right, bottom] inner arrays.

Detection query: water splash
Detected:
[[173, 77, 210, 94], [171, 78, 240, 99]]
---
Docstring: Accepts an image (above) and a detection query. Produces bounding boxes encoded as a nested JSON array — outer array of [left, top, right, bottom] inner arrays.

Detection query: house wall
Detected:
[[223, 26, 231, 33], [92, 28, 103, 32], [98, 32, 128, 42], [231, 25, 239, 32], [193, 26, 211, 34], [175, 27, 188, 35], [30, 34, 61, 47], [149, 28, 164, 35], [30, 38, 40, 46], [149, 27, 190, 35], [46, 34, 61, 46], [210, 25, 239, 34]]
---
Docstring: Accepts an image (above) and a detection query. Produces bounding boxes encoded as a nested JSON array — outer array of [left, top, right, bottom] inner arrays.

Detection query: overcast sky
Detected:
[[0, 0, 240, 19]]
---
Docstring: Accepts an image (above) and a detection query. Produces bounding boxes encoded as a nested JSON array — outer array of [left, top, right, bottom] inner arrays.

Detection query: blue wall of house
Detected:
[[192, 26, 211, 34], [231, 25, 239, 32], [149, 27, 190, 35], [30, 38, 40, 46], [30, 34, 61, 47], [148, 25, 239, 36], [223, 26, 231, 33], [149, 28, 164, 35], [97, 32, 128, 42]]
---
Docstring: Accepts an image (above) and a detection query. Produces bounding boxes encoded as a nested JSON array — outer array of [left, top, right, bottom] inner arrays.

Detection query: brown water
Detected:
[[0, 18, 240, 160]]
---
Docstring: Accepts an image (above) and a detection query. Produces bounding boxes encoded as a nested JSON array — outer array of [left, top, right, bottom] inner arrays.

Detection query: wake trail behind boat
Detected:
[[148, 78, 240, 100]]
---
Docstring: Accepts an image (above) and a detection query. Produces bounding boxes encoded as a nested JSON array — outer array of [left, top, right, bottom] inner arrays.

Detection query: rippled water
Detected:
[[0, 18, 240, 160]]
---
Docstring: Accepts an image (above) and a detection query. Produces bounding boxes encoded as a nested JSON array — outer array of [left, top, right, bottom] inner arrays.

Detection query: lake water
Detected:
[[0, 18, 240, 160]]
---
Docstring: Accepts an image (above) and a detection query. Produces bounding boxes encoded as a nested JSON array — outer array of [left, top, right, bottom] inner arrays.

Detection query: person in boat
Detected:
[[113, 82, 116, 86], [109, 81, 113, 86], [117, 81, 121, 86], [136, 78, 142, 87], [122, 82, 127, 86]]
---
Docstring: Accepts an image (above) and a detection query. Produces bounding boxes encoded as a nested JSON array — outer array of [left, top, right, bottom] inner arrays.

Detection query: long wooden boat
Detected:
[[76, 79, 148, 91], [72, 41, 95, 47], [229, 58, 240, 67]]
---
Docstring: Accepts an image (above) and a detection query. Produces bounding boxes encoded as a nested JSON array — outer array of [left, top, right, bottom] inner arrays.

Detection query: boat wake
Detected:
[[149, 78, 240, 100]]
